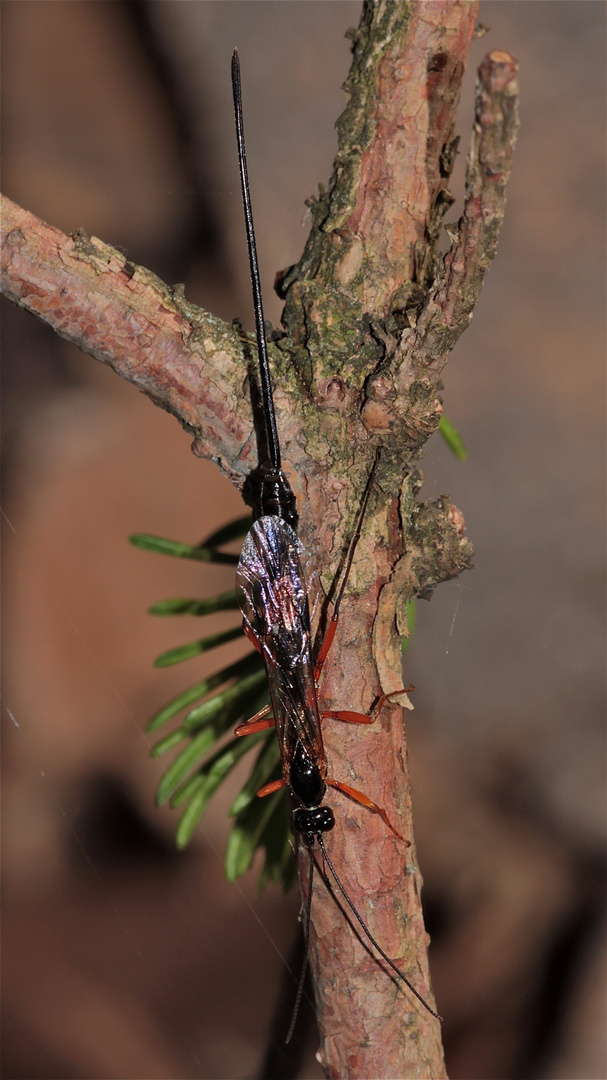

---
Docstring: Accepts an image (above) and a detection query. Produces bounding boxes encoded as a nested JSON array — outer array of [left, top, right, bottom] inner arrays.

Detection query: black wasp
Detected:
[[230, 49, 440, 1041]]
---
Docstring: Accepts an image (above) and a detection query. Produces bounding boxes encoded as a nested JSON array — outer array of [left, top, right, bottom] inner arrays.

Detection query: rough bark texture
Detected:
[[1, 2, 519, 1076]]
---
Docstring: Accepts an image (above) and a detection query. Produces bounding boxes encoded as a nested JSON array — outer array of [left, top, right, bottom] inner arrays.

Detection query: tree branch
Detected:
[[410, 49, 520, 374], [1, 2, 518, 1076], [0, 201, 253, 481]]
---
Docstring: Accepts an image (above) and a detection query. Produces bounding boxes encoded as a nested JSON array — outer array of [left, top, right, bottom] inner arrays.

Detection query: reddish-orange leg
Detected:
[[234, 703, 275, 737], [254, 773, 408, 842], [321, 686, 415, 726], [325, 778, 409, 843], [318, 688, 415, 838], [256, 778, 287, 798], [243, 621, 262, 652]]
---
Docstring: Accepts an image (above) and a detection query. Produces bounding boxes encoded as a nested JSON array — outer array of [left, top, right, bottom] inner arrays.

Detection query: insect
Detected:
[[230, 49, 441, 1040]]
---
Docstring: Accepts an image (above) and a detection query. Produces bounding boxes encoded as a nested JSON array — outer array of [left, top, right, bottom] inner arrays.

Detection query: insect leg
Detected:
[[314, 448, 382, 683], [321, 709, 375, 724], [326, 778, 410, 844], [313, 620, 337, 683], [243, 621, 262, 653], [320, 686, 415, 726], [256, 778, 287, 798], [234, 703, 275, 737]]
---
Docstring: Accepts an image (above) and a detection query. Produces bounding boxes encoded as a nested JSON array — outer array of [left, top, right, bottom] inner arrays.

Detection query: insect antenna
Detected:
[[316, 833, 443, 1022], [285, 836, 316, 1045]]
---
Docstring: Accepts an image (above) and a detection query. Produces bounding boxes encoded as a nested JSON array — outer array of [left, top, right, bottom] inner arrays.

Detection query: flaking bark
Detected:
[[1, 2, 518, 1076]]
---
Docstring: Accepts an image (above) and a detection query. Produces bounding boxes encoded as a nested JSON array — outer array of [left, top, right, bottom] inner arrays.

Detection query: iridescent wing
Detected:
[[236, 517, 325, 777]]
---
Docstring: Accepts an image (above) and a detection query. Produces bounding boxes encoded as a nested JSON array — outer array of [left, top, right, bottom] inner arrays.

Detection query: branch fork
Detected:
[[1, 3, 518, 1076]]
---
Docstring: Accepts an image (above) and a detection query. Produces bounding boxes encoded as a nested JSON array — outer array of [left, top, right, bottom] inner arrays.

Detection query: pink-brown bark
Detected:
[[0, 202, 252, 479]]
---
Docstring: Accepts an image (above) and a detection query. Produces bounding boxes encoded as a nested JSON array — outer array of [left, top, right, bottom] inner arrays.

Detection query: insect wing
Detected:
[[237, 517, 324, 774]]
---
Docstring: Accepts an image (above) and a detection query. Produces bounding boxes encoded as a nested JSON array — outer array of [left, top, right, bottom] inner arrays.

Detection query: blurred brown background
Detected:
[[1, 3, 605, 1079]]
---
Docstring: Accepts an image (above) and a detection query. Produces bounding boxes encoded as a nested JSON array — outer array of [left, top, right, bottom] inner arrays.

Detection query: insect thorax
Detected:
[[289, 740, 326, 808]]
